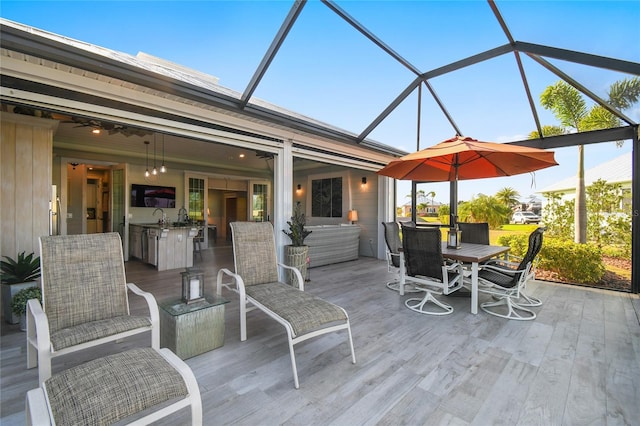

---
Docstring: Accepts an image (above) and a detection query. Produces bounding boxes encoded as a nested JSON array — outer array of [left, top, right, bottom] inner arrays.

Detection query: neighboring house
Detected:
[[538, 152, 632, 208]]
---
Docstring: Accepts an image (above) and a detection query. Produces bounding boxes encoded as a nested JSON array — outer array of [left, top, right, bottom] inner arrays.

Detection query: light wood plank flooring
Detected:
[[1, 244, 639, 425]]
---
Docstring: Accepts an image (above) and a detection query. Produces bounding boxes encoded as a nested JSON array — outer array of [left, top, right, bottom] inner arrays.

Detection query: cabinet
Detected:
[[129, 224, 198, 271], [129, 225, 144, 260]]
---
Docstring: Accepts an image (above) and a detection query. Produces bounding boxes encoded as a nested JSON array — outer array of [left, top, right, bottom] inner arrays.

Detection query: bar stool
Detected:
[[193, 228, 204, 261]]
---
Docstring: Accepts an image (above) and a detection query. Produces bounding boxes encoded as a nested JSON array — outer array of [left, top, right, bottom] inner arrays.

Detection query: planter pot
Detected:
[[284, 245, 309, 286], [2, 281, 38, 324], [19, 314, 27, 332]]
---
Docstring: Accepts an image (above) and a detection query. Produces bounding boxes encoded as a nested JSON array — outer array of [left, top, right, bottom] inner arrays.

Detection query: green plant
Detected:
[[497, 234, 605, 284], [1, 252, 41, 284], [282, 203, 312, 246], [10, 286, 41, 316]]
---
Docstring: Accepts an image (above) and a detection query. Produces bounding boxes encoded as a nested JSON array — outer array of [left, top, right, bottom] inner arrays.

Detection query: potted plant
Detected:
[[282, 203, 312, 285], [1, 252, 41, 324], [10, 286, 42, 331]]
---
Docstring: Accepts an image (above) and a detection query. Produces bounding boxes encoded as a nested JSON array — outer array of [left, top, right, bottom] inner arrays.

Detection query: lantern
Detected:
[[181, 268, 205, 304], [447, 227, 462, 249]]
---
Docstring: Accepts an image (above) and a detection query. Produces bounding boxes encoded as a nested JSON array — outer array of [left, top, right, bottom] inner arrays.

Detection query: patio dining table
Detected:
[[399, 242, 510, 314]]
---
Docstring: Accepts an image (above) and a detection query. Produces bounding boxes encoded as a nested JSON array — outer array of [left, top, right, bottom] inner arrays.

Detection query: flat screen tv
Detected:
[[131, 184, 176, 208]]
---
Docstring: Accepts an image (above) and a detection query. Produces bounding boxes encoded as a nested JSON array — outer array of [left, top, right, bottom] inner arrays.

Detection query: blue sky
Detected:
[[2, 1, 639, 205]]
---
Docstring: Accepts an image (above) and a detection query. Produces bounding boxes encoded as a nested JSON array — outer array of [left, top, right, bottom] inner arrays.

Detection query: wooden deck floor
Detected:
[[1, 244, 639, 425]]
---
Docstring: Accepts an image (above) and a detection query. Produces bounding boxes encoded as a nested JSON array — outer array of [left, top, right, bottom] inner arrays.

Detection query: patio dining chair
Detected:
[[477, 227, 545, 320], [458, 222, 490, 245], [400, 225, 465, 315], [381, 221, 420, 293], [27, 233, 160, 385]]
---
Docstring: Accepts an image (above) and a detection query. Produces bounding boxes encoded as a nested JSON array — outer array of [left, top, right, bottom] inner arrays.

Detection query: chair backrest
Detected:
[[458, 222, 490, 245], [230, 221, 280, 286], [39, 233, 130, 334], [400, 225, 444, 281], [504, 227, 544, 286], [381, 222, 402, 267], [517, 227, 545, 272]]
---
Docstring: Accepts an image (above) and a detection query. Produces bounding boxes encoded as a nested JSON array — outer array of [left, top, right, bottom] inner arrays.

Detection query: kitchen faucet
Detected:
[[178, 206, 188, 223], [153, 208, 166, 225]]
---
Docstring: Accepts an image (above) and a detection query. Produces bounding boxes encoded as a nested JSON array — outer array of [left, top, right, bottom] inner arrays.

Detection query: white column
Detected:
[[274, 140, 294, 265]]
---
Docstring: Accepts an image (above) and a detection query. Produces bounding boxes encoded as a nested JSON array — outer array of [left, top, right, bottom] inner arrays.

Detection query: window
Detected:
[[188, 177, 205, 222], [311, 177, 342, 217]]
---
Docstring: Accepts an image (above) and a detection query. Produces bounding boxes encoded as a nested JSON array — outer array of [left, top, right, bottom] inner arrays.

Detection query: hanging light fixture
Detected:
[[144, 141, 150, 177], [160, 133, 167, 173], [152, 135, 158, 176]]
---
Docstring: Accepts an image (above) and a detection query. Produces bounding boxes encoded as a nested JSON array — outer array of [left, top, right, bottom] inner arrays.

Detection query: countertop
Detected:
[[130, 222, 200, 230]]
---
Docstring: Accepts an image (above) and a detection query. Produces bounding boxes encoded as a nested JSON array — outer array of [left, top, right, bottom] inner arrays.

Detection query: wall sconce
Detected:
[[361, 177, 367, 186], [297, 184, 302, 191], [91, 127, 101, 134], [181, 268, 205, 304], [348, 209, 359, 224]]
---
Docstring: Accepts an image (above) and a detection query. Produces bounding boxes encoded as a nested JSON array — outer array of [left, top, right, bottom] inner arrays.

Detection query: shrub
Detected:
[[601, 245, 629, 259], [1, 252, 41, 284], [11, 286, 42, 316], [497, 234, 605, 284]]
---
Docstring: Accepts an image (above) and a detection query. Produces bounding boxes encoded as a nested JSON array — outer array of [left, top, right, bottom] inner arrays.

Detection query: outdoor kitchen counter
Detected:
[[129, 224, 200, 271]]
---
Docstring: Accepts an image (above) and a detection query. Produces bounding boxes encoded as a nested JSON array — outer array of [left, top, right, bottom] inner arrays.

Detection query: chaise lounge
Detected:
[[216, 221, 356, 388]]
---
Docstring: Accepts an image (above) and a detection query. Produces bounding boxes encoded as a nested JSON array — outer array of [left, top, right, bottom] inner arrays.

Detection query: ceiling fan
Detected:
[[64, 116, 152, 138]]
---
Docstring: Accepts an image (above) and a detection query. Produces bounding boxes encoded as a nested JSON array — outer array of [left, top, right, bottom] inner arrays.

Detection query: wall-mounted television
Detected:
[[131, 184, 176, 208]]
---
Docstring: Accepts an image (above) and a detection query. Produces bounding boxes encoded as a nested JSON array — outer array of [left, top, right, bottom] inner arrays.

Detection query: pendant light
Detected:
[[144, 141, 150, 177], [152, 135, 158, 176], [160, 133, 167, 173]]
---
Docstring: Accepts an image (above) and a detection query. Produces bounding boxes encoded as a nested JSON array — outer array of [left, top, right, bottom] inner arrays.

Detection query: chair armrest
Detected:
[[444, 261, 463, 272], [127, 283, 160, 349], [216, 268, 246, 296], [480, 263, 528, 276], [27, 299, 50, 354], [278, 263, 304, 291], [483, 258, 520, 269], [25, 388, 51, 426], [127, 283, 160, 323]]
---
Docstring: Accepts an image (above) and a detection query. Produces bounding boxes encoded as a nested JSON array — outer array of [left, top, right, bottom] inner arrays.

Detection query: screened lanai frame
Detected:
[[1, 0, 638, 292], [242, 0, 639, 291]]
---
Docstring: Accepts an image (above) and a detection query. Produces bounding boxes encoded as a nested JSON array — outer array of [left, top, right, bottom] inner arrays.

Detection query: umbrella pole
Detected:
[[450, 158, 459, 227], [411, 181, 418, 224]]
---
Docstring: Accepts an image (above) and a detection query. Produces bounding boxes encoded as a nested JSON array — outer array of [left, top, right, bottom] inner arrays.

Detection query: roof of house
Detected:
[[538, 151, 632, 193]]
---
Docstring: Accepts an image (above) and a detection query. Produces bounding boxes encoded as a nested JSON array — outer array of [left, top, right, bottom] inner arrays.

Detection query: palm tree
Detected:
[[534, 77, 640, 244], [495, 187, 520, 210], [458, 194, 511, 228]]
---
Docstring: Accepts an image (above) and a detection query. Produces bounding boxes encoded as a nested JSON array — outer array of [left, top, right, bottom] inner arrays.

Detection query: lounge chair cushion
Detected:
[[245, 282, 347, 337], [44, 348, 188, 426], [50, 315, 152, 351]]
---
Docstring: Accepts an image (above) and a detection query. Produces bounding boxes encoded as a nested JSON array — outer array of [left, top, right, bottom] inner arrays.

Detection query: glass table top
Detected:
[[160, 295, 229, 316]]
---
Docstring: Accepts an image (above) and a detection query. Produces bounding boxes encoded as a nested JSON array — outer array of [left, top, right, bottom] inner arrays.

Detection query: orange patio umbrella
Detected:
[[378, 135, 558, 181], [377, 135, 558, 224]]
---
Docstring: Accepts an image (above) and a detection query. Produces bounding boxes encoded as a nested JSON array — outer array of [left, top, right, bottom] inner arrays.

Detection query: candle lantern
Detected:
[[181, 268, 205, 304], [447, 227, 462, 249]]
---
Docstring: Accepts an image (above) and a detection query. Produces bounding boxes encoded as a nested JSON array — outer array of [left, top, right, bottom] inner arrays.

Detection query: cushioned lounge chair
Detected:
[[27, 233, 159, 385], [216, 221, 356, 388]]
